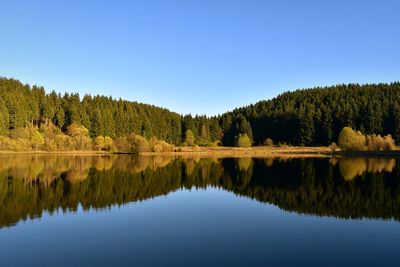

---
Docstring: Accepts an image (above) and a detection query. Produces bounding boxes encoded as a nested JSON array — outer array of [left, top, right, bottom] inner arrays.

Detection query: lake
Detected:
[[0, 155, 399, 266]]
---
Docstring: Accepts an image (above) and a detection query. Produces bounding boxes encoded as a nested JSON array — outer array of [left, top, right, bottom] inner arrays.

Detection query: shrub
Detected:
[[157, 140, 174, 152], [53, 134, 69, 151], [366, 134, 384, 150], [131, 135, 151, 153], [40, 120, 60, 140], [263, 138, 274, 146], [235, 134, 252, 147], [30, 130, 44, 151], [94, 136, 105, 150], [104, 136, 114, 151], [338, 127, 366, 151], [383, 135, 395, 150], [0, 136, 14, 150], [207, 141, 220, 147], [366, 134, 395, 151], [148, 137, 174, 152], [153, 144, 163, 152]]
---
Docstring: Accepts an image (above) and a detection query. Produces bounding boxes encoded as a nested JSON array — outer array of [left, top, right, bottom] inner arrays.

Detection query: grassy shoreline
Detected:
[[0, 146, 399, 158], [141, 146, 400, 157], [0, 150, 111, 155], [141, 146, 332, 157]]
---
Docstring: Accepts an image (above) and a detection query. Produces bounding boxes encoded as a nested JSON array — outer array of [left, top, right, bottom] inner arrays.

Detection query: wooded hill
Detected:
[[0, 77, 399, 147], [221, 82, 400, 146]]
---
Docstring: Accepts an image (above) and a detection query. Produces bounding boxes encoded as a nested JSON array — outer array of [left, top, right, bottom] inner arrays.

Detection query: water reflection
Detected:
[[0, 154, 399, 228], [335, 158, 396, 181]]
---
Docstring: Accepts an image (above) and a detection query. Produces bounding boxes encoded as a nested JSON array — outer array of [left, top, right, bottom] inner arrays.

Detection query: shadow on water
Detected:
[[0, 154, 399, 228]]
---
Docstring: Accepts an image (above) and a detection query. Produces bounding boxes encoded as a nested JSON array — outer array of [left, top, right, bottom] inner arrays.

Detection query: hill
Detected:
[[220, 83, 400, 146]]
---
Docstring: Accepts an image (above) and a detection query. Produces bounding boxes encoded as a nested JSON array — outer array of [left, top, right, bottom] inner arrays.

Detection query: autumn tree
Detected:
[[30, 130, 45, 151], [67, 123, 91, 150], [338, 127, 366, 151], [235, 133, 252, 147]]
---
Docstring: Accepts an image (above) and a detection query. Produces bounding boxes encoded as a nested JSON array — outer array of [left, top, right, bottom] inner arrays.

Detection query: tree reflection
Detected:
[[337, 158, 396, 181], [0, 155, 399, 228]]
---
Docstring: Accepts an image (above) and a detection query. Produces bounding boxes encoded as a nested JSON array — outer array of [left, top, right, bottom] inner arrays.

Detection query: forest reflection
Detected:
[[0, 154, 399, 228]]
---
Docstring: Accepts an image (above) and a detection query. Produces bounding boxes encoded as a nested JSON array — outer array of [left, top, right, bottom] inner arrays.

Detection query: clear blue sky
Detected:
[[1, 0, 399, 115]]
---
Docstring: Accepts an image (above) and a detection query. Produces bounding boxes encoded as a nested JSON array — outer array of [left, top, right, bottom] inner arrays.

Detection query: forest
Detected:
[[0, 77, 399, 151]]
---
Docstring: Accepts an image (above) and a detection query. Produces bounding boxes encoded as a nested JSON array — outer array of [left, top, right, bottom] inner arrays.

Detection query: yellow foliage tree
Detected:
[[338, 127, 366, 151], [67, 123, 92, 150], [30, 130, 44, 151], [94, 136, 105, 151], [235, 133, 252, 147]]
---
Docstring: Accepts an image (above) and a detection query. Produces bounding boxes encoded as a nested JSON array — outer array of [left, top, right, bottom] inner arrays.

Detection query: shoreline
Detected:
[[0, 146, 399, 158], [0, 151, 111, 155], [140, 146, 333, 158]]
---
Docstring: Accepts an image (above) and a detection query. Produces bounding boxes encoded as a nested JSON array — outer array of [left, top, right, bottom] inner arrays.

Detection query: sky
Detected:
[[0, 0, 399, 116]]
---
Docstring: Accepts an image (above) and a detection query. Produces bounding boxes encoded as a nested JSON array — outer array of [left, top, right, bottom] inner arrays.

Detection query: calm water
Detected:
[[0, 155, 399, 266]]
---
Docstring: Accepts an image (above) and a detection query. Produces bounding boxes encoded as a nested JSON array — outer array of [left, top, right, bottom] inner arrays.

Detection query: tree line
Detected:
[[0, 77, 399, 149], [223, 82, 400, 146]]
